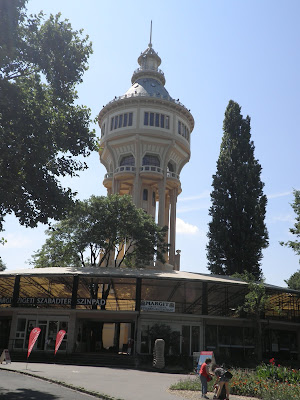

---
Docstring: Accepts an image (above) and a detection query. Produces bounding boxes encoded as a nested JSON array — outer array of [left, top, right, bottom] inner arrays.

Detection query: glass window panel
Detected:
[[160, 114, 165, 128], [182, 325, 190, 355], [46, 321, 58, 350], [165, 116, 170, 129], [0, 276, 15, 307], [144, 112, 149, 125], [18, 276, 73, 309], [218, 326, 232, 345], [77, 277, 136, 311], [120, 155, 135, 166], [191, 326, 200, 353], [178, 121, 181, 134], [141, 325, 150, 353], [118, 114, 123, 128], [149, 113, 154, 126], [205, 325, 218, 348], [101, 123, 105, 137], [128, 112, 133, 126], [17, 318, 26, 332], [244, 327, 255, 346], [142, 155, 160, 167], [143, 189, 148, 201], [155, 113, 159, 127], [123, 113, 128, 127], [110, 117, 114, 131], [114, 115, 118, 129]]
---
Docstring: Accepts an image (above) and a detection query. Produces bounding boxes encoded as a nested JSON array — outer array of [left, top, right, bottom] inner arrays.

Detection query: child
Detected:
[[199, 357, 213, 399]]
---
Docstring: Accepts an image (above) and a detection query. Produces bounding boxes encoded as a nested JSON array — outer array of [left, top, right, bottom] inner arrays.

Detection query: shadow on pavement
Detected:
[[0, 387, 59, 399]]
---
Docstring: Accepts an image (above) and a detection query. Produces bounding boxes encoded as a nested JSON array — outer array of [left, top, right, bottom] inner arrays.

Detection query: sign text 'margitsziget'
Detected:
[[141, 300, 175, 312]]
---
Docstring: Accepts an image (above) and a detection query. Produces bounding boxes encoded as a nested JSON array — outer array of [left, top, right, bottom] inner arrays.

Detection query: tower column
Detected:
[[158, 179, 166, 227], [133, 136, 141, 207], [169, 188, 177, 267]]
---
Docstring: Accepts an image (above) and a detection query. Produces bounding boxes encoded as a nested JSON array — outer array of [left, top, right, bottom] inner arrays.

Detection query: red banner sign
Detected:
[[54, 330, 66, 355], [27, 327, 41, 359]]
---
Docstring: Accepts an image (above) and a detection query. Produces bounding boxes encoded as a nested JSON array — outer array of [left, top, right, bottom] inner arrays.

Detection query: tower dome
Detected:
[[98, 40, 194, 270]]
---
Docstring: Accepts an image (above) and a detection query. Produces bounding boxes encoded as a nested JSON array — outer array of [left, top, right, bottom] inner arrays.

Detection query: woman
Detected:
[[199, 357, 212, 399], [211, 364, 230, 400]]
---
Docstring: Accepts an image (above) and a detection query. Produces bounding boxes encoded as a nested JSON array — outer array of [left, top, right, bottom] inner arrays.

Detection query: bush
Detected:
[[170, 360, 300, 400]]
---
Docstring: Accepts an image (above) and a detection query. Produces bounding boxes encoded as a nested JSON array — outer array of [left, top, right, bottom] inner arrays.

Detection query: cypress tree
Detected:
[[206, 100, 269, 279]]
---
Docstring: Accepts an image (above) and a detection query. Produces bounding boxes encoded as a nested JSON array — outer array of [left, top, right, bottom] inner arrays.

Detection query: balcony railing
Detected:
[[115, 166, 136, 174], [140, 165, 163, 174], [133, 67, 165, 76], [167, 171, 180, 180], [104, 167, 180, 180], [102, 92, 189, 112]]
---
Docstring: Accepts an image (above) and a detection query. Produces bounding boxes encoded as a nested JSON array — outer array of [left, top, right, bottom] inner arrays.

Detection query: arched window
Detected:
[[120, 155, 135, 166], [143, 189, 148, 201], [142, 154, 160, 167], [167, 162, 175, 172]]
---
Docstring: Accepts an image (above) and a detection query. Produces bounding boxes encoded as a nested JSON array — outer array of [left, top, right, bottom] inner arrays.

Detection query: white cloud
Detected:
[[267, 191, 293, 199], [178, 190, 211, 202], [267, 214, 294, 224], [176, 218, 199, 234]]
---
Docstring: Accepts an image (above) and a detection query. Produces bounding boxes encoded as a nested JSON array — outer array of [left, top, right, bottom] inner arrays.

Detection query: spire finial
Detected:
[[149, 20, 152, 48]]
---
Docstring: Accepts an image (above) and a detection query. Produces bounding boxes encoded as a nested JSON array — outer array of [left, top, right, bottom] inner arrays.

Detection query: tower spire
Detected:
[[149, 20, 152, 48]]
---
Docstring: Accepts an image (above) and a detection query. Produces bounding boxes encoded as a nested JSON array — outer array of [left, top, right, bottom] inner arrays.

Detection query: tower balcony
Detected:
[[167, 171, 180, 180], [139, 165, 163, 180], [131, 67, 165, 86], [114, 166, 136, 180], [166, 171, 181, 189], [103, 172, 113, 189]]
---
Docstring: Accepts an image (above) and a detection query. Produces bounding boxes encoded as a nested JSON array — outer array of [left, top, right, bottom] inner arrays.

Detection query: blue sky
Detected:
[[2, 0, 299, 287]]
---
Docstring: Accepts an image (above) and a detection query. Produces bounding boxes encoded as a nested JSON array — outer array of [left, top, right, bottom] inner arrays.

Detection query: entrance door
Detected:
[[78, 320, 134, 353], [0, 318, 11, 349]]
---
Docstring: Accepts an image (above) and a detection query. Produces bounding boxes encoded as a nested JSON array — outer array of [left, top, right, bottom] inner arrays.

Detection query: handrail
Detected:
[[102, 92, 190, 112], [115, 166, 136, 174], [140, 165, 163, 174], [133, 67, 165, 76], [105, 167, 180, 180], [167, 171, 180, 180]]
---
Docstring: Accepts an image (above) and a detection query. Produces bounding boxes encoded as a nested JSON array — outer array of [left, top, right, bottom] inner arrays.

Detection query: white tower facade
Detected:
[[98, 41, 194, 270]]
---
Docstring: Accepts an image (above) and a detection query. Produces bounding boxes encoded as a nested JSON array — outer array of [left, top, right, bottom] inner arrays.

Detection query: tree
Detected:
[[234, 272, 269, 361], [207, 100, 269, 279], [0, 257, 6, 271], [284, 270, 300, 290], [0, 237, 6, 270], [31, 194, 168, 269], [280, 189, 300, 262], [0, 0, 96, 231]]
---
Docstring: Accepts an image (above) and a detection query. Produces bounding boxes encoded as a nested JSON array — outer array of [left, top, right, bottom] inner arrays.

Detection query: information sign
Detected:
[[197, 351, 215, 373], [0, 349, 11, 364]]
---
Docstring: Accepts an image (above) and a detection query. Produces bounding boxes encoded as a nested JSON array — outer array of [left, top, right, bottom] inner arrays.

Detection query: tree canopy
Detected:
[[0, 0, 96, 231], [207, 100, 269, 279], [234, 272, 269, 361], [31, 195, 168, 268], [280, 189, 300, 263], [284, 270, 300, 291]]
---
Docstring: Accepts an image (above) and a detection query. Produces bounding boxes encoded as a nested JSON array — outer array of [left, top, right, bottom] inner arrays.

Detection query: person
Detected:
[[211, 364, 230, 400], [199, 357, 213, 399]]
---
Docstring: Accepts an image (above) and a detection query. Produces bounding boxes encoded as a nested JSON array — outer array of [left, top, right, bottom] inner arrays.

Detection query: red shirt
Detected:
[[200, 362, 209, 378]]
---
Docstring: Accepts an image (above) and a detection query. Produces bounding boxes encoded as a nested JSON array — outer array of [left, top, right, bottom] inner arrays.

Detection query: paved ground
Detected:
[[0, 369, 97, 399], [0, 362, 259, 400]]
